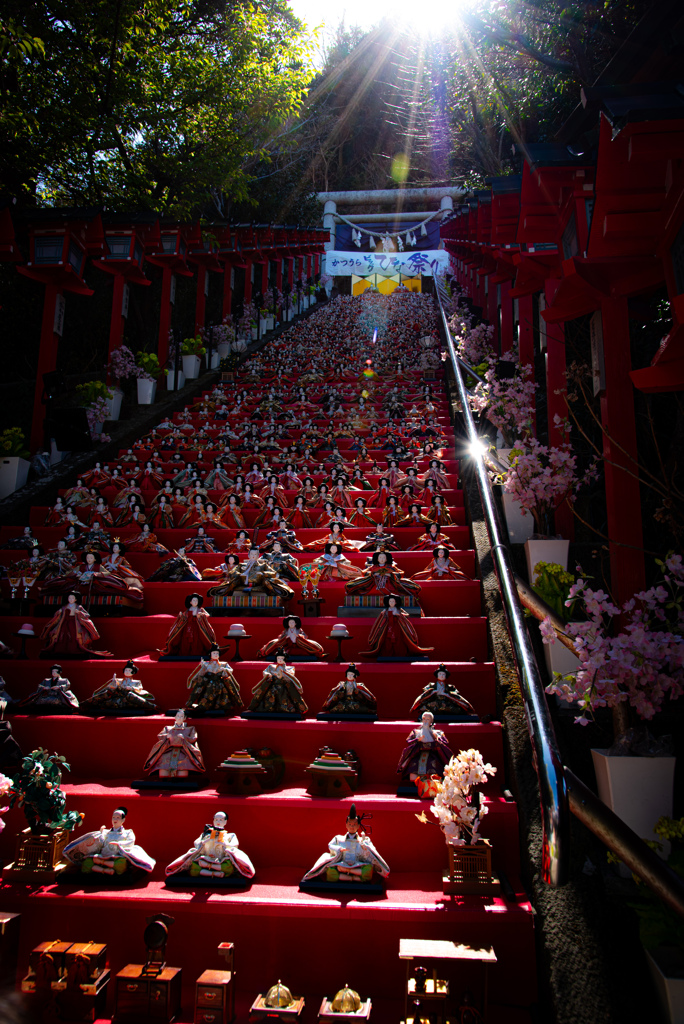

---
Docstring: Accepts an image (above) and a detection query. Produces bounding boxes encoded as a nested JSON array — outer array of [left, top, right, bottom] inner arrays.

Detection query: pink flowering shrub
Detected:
[[0, 771, 11, 833], [502, 437, 579, 534], [544, 553, 684, 725], [472, 364, 537, 445], [108, 344, 138, 384], [453, 320, 496, 369]]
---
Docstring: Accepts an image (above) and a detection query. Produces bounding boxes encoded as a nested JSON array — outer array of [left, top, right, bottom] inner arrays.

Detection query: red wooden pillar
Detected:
[[544, 280, 574, 539], [31, 283, 62, 451], [244, 261, 253, 305], [473, 268, 481, 309], [500, 280, 514, 354], [599, 296, 645, 602], [487, 278, 498, 343], [222, 265, 233, 321], [518, 293, 535, 369], [276, 259, 283, 293], [260, 261, 268, 294], [108, 275, 127, 362], [157, 268, 174, 367], [194, 266, 207, 334]]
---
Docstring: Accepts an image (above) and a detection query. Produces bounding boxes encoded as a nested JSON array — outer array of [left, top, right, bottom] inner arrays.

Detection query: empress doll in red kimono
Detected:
[[126, 524, 169, 554], [345, 550, 420, 600], [412, 545, 471, 581], [425, 494, 454, 526], [40, 591, 113, 658], [368, 477, 396, 509], [148, 495, 175, 529], [256, 615, 327, 659], [361, 594, 433, 658], [158, 593, 218, 657], [313, 542, 363, 583], [411, 522, 451, 551], [348, 497, 376, 526], [221, 495, 247, 529], [286, 495, 317, 529]]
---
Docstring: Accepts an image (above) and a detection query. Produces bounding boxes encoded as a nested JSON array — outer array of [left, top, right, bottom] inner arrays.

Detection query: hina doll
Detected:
[[254, 496, 283, 528], [184, 527, 220, 554], [247, 650, 308, 715], [221, 494, 247, 529], [40, 592, 113, 658], [368, 476, 396, 508], [425, 494, 454, 526], [148, 494, 175, 529], [411, 522, 451, 550], [396, 711, 453, 796], [410, 665, 476, 719], [63, 478, 91, 506], [143, 709, 206, 779], [147, 548, 203, 582], [81, 462, 111, 490], [308, 483, 332, 508], [348, 497, 375, 526], [296, 476, 317, 504], [165, 811, 255, 882], [171, 487, 189, 517], [43, 540, 78, 579], [185, 645, 243, 715], [279, 463, 303, 490], [361, 594, 433, 658], [40, 549, 143, 605], [89, 497, 114, 527], [204, 461, 234, 491], [260, 528, 303, 554], [396, 502, 430, 529], [382, 495, 404, 528], [319, 664, 377, 717], [126, 524, 169, 554], [201, 502, 229, 530], [202, 553, 241, 583], [350, 467, 372, 489], [81, 660, 157, 715], [208, 547, 294, 602], [228, 529, 252, 554], [262, 540, 300, 581], [359, 522, 399, 553], [329, 476, 352, 507], [79, 521, 113, 553], [178, 495, 206, 528], [345, 551, 420, 599], [245, 461, 265, 486], [304, 521, 359, 552], [385, 458, 404, 488], [158, 593, 218, 657], [139, 463, 165, 495], [412, 545, 471, 581], [286, 495, 317, 529], [313, 542, 363, 583], [259, 474, 289, 508], [64, 807, 156, 877], [44, 497, 68, 526], [256, 615, 327, 659], [301, 804, 389, 886], [420, 459, 450, 489], [17, 663, 80, 713]]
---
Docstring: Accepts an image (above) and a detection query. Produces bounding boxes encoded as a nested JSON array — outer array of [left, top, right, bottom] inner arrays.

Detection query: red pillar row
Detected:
[[544, 281, 574, 540], [500, 281, 514, 354]]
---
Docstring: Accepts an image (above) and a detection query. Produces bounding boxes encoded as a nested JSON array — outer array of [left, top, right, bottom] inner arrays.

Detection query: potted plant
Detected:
[[6, 748, 84, 880], [74, 381, 113, 442], [532, 561, 581, 679], [214, 317, 234, 359], [135, 351, 167, 404], [627, 816, 684, 1023], [543, 554, 682, 847], [417, 747, 498, 894], [0, 427, 31, 500], [107, 344, 138, 418], [181, 334, 206, 379], [499, 436, 583, 576]]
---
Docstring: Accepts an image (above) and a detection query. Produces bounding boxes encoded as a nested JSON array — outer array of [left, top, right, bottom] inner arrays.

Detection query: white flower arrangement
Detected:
[[427, 748, 497, 847]]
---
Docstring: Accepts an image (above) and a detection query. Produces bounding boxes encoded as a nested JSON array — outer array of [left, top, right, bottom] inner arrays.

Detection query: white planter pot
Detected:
[[525, 537, 569, 582], [217, 342, 231, 359], [166, 369, 186, 391], [182, 354, 201, 379], [209, 352, 220, 369], [646, 948, 684, 1024], [502, 492, 534, 543], [591, 749, 676, 847], [92, 421, 104, 436], [0, 456, 30, 500], [251, 327, 258, 341], [105, 388, 123, 421], [267, 316, 274, 330], [259, 318, 268, 334], [136, 378, 157, 405]]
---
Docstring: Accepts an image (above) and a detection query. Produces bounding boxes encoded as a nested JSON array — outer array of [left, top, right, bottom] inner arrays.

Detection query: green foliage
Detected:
[[181, 335, 206, 357], [626, 817, 684, 953], [136, 351, 167, 379], [1, 0, 314, 215], [0, 427, 29, 458], [74, 380, 113, 407], [8, 748, 83, 835], [532, 561, 575, 621]]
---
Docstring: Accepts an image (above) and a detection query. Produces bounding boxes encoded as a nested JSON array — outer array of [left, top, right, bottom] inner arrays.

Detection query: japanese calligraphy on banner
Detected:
[[323, 250, 449, 277]]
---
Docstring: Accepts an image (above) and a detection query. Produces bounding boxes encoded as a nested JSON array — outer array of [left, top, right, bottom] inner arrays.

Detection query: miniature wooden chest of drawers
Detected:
[[195, 968, 234, 1024], [113, 964, 182, 1022]]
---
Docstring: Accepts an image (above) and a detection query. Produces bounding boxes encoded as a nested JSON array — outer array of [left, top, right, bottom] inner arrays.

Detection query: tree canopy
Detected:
[[0, 0, 314, 216]]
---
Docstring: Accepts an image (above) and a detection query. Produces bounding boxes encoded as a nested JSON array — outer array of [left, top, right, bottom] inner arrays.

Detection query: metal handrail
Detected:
[[435, 281, 569, 886], [434, 282, 684, 915]]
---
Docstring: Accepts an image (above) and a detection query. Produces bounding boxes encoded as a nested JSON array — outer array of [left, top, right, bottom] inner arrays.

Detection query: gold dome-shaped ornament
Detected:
[[332, 985, 361, 1013], [264, 980, 294, 1008]]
